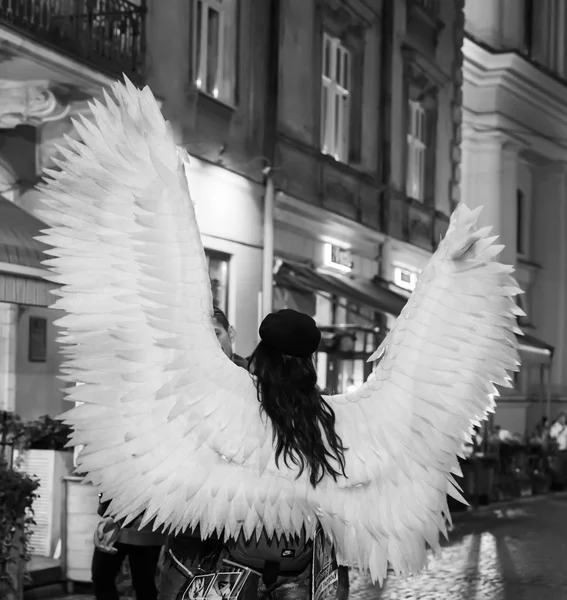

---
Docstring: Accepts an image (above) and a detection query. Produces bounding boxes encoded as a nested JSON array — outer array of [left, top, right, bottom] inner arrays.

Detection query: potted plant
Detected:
[[27, 415, 73, 451], [0, 412, 40, 600]]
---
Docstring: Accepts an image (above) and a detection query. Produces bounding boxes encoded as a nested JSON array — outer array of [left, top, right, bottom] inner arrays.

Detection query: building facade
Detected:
[[272, 0, 464, 393], [463, 0, 566, 434], [0, 0, 270, 420], [0, 0, 466, 414], [0, 0, 147, 419], [149, 0, 268, 358]]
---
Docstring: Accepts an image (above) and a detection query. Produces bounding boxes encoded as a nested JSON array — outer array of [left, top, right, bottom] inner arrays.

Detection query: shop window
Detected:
[[28, 316, 47, 363], [318, 298, 381, 393], [206, 249, 230, 314], [320, 33, 351, 162], [192, 0, 238, 105]]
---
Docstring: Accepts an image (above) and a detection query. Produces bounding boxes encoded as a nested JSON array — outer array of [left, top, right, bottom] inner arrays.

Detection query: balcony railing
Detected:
[[0, 0, 146, 80]]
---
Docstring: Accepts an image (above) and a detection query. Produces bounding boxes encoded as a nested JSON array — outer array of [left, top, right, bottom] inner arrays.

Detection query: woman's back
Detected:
[[250, 310, 348, 487]]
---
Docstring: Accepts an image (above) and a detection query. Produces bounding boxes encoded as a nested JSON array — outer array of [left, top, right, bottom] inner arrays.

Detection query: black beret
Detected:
[[259, 309, 321, 358]]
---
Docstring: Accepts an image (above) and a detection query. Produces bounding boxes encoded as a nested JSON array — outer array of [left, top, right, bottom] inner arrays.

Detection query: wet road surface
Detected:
[[350, 495, 567, 600], [27, 495, 567, 600]]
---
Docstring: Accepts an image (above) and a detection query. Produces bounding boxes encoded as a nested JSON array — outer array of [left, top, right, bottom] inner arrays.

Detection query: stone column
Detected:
[[530, 163, 567, 393], [461, 132, 519, 265], [0, 302, 18, 412]]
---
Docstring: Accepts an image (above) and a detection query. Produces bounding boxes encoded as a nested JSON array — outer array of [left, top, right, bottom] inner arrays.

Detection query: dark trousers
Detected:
[[92, 543, 162, 600]]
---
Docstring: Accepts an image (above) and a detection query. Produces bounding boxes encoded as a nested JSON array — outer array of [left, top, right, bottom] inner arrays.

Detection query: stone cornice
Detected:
[[315, 0, 378, 29], [401, 42, 451, 88], [463, 38, 567, 125], [462, 107, 567, 159]]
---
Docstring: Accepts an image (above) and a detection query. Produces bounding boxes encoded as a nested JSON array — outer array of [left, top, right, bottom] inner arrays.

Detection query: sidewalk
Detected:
[[450, 489, 567, 523]]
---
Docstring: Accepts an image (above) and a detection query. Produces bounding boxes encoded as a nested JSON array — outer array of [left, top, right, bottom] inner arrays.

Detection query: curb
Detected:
[[450, 490, 567, 523]]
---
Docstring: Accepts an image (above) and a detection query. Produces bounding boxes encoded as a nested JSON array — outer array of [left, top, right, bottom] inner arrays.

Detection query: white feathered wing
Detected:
[[39, 80, 522, 586]]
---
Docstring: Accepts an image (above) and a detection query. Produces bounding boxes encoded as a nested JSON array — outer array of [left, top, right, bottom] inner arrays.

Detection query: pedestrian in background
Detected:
[[159, 306, 248, 600], [92, 492, 165, 600], [549, 413, 567, 489]]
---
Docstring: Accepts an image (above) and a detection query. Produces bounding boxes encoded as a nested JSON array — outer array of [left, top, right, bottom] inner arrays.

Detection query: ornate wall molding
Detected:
[[0, 80, 70, 129], [316, 0, 367, 44], [401, 44, 450, 90]]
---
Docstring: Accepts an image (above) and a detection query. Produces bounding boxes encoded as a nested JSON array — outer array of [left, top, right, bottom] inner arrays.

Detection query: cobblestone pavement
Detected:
[[28, 496, 567, 600], [349, 495, 567, 600]]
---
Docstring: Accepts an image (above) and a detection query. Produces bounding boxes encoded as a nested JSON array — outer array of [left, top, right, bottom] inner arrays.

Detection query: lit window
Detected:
[[321, 33, 351, 162], [406, 99, 427, 202], [192, 0, 235, 104]]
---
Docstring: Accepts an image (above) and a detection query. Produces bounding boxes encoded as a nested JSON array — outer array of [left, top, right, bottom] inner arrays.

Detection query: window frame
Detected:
[[191, 0, 237, 106], [405, 99, 428, 202], [402, 59, 438, 205], [28, 316, 47, 363], [320, 32, 352, 163]]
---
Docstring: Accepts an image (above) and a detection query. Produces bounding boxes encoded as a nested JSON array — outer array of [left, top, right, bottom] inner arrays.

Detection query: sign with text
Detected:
[[323, 244, 353, 273], [393, 265, 419, 292]]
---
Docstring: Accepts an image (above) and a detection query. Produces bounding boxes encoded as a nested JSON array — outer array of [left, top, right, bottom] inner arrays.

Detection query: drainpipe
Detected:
[[262, 169, 275, 318], [261, 0, 280, 319]]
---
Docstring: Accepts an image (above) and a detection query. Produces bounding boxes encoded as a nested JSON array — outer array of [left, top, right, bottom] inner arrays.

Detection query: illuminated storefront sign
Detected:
[[323, 243, 353, 273], [393, 264, 419, 292]]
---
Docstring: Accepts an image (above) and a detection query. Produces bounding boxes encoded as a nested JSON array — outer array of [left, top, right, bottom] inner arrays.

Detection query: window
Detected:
[[523, 0, 567, 77], [321, 33, 351, 162], [517, 189, 525, 255], [192, 0, 237, 104], [406, 99, 427, 202], [28, 317, 47, 363], [206, 249, 230, 313], [516, 294, 527, 326]]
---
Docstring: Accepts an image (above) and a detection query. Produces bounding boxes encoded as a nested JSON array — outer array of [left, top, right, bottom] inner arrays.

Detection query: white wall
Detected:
[[15, 305, 65, 421], [186, 157, 264, 358]]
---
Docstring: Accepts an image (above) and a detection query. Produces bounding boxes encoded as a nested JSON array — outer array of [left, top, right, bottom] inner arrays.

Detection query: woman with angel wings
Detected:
[[36, 79, 522, 595]]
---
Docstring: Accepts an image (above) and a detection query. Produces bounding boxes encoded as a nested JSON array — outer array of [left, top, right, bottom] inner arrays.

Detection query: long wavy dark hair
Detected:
[[248, 342, 348, 487]]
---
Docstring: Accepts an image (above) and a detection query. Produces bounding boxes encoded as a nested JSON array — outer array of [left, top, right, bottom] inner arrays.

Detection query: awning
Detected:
[[0, 196, 54, 307], [0, 196, 48, 270], [519, 332, 553, 365], [0, 272, 55, 307], [274, 261, 407, 317]]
